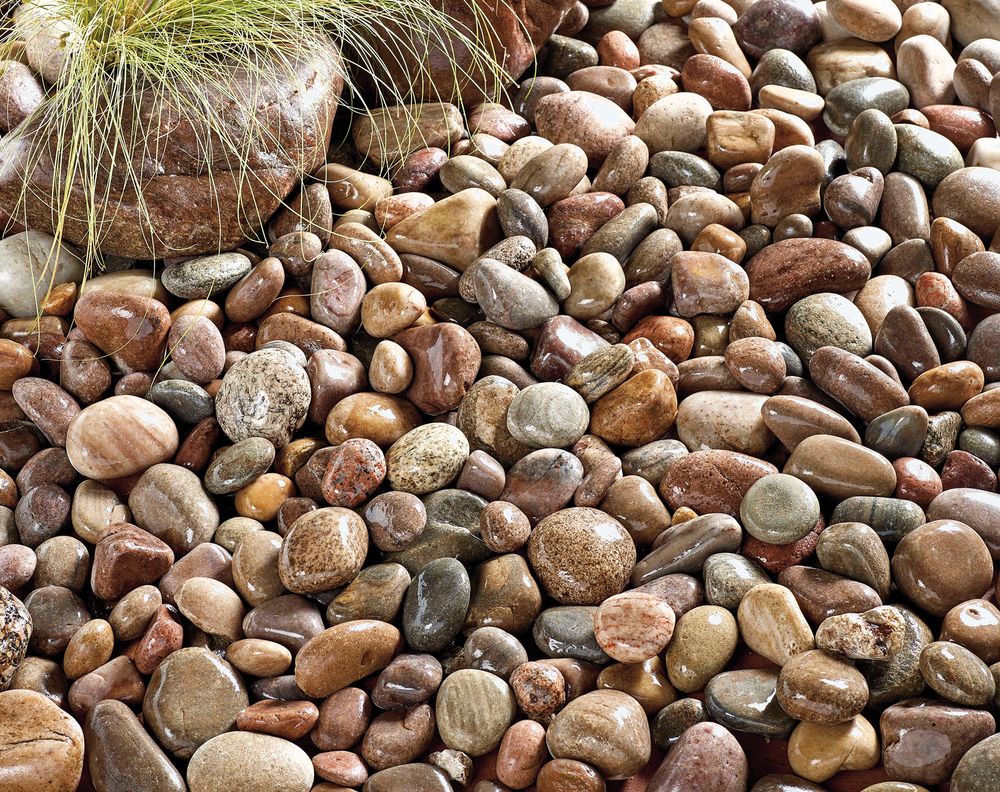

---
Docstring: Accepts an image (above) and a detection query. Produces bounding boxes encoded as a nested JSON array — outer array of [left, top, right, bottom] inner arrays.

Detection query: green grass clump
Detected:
[[2, 0, 509, 269]]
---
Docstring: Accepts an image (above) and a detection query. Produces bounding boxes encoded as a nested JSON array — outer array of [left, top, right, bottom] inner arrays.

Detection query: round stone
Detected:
[[436, 669, 516, 757], [740, 473, 821, 545], [506, 382, 590, 448], [278, 507, 368, 594], [386, 423, 470, 495], [546, 689, 652, 780], [527, 507, 636, 605], [216, 349, 311, 447]]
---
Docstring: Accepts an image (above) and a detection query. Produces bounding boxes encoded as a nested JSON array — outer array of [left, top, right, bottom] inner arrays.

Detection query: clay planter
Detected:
[[0, 47, 343, 260]]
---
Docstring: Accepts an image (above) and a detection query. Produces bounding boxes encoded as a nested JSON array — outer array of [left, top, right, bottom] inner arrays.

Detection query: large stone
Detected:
[[0, 49, 342, 259]]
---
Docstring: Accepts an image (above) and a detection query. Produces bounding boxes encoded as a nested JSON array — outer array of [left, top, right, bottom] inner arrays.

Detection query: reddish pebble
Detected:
[[510, 660, 567, 718], [480, 501, 532, 553], [941, 450, 997, 492], [236, 699, 320, 739], [893, 456, 944, 508], [321, 438, 386, 508], [593, 591, 676, 663]]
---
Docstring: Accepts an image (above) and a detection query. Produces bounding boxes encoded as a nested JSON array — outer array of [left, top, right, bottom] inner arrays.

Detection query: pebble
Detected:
[[278, 507, 368, 594], [737, 583, 814, 666], [881, 698, 995, 785], [0, 688, 84, 792], [436, 668, 516, 756], [740, 473, 820, 544], [787, 715, 880, 783], [776, 649, 869, 723], [403, 558, 470, 652], [785, 435, 896, 499], [647, 722, 747, 792], [65, 396, 178, 480], [528, 507, 634, 604], [816, 522, 891, 599], [85, 699, 186, 792], [704, 669, 796, 737], [746, 238, 872, 312], [216, 349, 310, 447], [386, 423, 469, 495], [593, 591, 676, 663], [665, 605, 738, 693], [187, 732, 313, 792], [891, 519, 993, 615], [295, 620, 402, 698], [546, 689, 650, 779], [143, 647, 248, 758], [919, 640, 995, 705]]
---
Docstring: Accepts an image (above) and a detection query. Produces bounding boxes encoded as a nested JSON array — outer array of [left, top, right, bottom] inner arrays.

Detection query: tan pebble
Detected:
[[226, 638, 292, 677], [597, 656, 676, 714], [63, 619, 114, 680], [176, 577, 246, 642], [758, 86, 825, 122], [665, 605, 738, 693], [787, 715, 879, 782], [361, 283, 427, 338], [235, 474, 295, 522], [737, 583, 815, 666], [368, 341, 413, 394]]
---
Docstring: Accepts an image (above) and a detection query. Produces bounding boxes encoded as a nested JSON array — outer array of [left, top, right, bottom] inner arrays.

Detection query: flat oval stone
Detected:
[[436, 668, 516, 757], [824, 77, 910, 137], [386, 424, 470, 495], [808, 346, 909, 423], [784, 435, 896, 499], [128, 463, 219, 554], [474, 259, 559, 331], [932, 166, 1000, 238], [746, 238, 872, 313], [927, 488, 1000, 558], [919, 640, 995, 705], [785, 293, 872, 362], [364, 764, 453, 792], [402, 558, 470, 652], [705, 669, 796, 737], [295, 620, 403, 698], [546, 689, 651, 780], [533, 606, 609, 664], [65, 396, 178, 480], [143, 647, 248, 759]]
